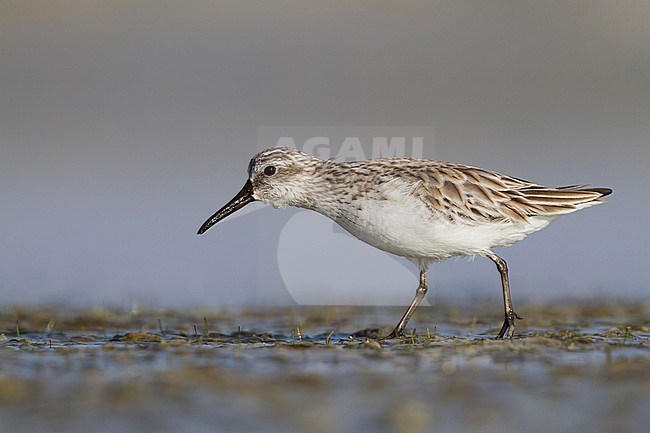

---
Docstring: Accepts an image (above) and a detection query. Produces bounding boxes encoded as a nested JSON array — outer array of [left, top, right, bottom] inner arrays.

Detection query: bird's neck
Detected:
[[289, 161, 358, 219]]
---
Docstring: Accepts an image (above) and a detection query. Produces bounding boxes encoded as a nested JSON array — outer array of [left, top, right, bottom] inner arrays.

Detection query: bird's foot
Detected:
[[381, 327, 404, 340], [496, 310, 523, 339], [350, 328, 383, 339]]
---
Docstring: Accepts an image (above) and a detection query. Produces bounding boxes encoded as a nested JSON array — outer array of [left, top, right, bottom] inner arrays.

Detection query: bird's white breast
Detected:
[[328, 181, 555, 263]]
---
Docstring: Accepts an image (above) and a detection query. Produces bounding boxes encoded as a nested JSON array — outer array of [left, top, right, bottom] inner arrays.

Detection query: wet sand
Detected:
[[0, 302, 648, 433]]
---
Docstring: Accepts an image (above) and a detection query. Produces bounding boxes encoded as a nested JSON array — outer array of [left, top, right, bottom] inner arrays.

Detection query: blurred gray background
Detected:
[[1, 1, 648, 308]]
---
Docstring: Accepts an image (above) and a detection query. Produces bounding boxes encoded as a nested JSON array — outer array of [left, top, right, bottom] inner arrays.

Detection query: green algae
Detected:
[[0, 302, 648, 433]]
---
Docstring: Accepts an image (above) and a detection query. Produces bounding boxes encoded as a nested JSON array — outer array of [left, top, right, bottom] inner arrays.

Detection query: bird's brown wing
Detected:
[[406, 163, 609, 224]]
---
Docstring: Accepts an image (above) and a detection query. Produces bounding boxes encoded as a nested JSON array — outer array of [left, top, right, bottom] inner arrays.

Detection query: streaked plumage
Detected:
[[198, 147, 611, 339]]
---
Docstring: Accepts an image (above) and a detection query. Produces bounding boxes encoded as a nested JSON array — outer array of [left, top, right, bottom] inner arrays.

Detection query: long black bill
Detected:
[[197, 179, 256, 235]]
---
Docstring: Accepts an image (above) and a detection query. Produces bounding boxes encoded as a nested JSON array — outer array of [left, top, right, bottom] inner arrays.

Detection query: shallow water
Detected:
[[0, 303, 648, 433]]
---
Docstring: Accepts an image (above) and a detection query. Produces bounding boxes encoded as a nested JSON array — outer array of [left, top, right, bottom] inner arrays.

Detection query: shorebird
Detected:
[[198, 147, 611, 339]]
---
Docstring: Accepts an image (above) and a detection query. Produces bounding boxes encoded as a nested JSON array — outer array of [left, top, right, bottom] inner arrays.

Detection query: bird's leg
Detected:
[[385, 271, 428, 339], [485, 251, 522, 339]]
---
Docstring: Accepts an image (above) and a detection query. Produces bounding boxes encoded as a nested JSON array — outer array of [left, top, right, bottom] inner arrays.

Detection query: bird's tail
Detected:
[[511, 184, 612, 218], [556, 184, 612, 197], [576, 187, 612, 197]]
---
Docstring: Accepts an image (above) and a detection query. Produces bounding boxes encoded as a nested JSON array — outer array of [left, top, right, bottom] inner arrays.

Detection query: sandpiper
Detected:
[[198, 147, 611, 339]]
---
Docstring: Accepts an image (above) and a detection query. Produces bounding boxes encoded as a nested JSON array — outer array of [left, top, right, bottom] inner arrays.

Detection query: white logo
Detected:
[[274, 135, 424, 160]]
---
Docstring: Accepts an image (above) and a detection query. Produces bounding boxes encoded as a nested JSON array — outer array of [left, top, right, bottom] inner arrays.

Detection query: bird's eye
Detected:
[[263, 165, 277, 176]]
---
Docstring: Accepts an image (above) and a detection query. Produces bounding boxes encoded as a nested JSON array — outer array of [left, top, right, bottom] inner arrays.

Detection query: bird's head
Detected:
[[197, 147, 321, 235]]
